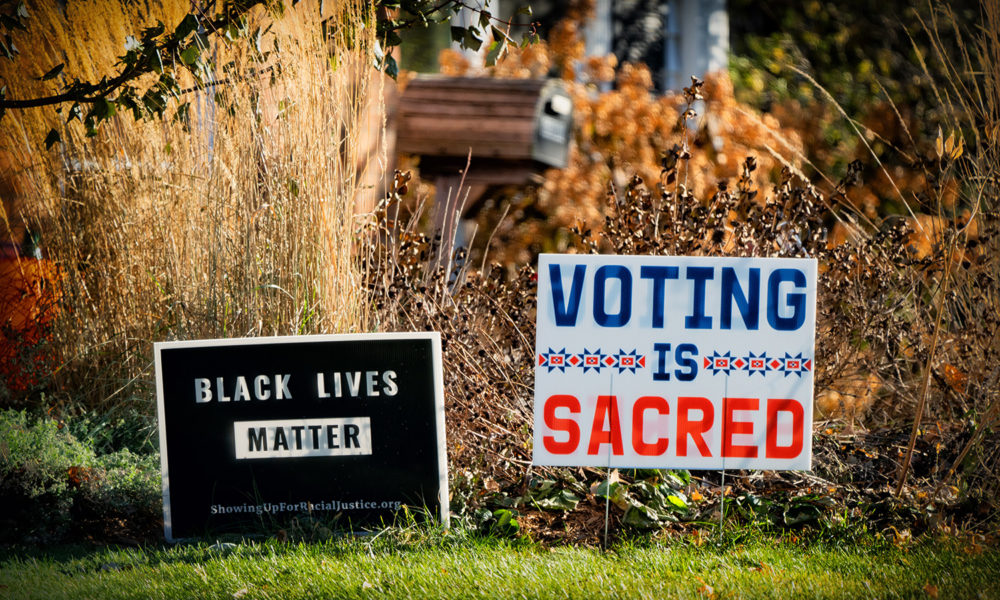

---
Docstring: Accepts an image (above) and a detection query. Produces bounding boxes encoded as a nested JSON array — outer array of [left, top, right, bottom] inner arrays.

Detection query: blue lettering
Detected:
[[641, 266, 679, 328], [653, 343, 671, 381], [684, 267, 714, 329], [675, 343, 698, 381], [721, 267, 760, 330], [594, 265, 632, 327], [549, 264, 585, 326], [767, 269, 807, 331]]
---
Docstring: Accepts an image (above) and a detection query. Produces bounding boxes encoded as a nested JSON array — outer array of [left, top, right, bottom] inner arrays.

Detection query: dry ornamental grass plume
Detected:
[[0, 1, 384, 411]]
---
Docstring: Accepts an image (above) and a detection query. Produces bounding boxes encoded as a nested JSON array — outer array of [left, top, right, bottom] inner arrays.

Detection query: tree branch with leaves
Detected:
[[0, 0, 523, 147]]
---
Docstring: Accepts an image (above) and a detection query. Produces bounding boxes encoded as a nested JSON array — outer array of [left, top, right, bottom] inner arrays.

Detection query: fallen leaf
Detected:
[[233, 588, 249, 599], [923, 583, 938, 598], [942, 364, 967, 393]]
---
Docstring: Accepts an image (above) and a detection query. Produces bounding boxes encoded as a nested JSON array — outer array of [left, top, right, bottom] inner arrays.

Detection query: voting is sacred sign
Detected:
[[155, 333, 448, 541], [533, 254, 817, 470]]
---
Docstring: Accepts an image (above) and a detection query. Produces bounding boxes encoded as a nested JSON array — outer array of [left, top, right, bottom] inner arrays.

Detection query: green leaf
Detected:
[[141, 21, 165, 40], [180, 44, 200, 65], [485, 40, 503, 67], [593, 479, 631, 510], [478, 9, 492, 29], [517, 5, 532, 16], [44, 128, 60, 149], [450, 26, 466, 44], [173, 14, 198, 41], [157, 72, 180, 95], [783, 502, 822, 526], [117, 94, 141, 120], [463, 27, 483, 52], [173, 101, 190, 124], [528, 477, 556, 494], [383, 55, 398, 80], [39, 63, 64, 81], [623, 505, 662, 529], [142, 90, 167, 117], [121, 49, 139, 68], [591, 478, 617, 499], [534, 490, 580, 512], [489, 509, 520, 537], [147, 50, 164, 73], [661, 470, 687, 489], [491, 25, 512, 45], [666, 494, 688, 510], [736, 493, 777, 525], [93, 97, 116, 121], [224, 22, 243, 41]]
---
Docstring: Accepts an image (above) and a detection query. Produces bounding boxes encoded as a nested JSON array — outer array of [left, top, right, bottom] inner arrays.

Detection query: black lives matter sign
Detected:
[[154, 333, 447, 541]]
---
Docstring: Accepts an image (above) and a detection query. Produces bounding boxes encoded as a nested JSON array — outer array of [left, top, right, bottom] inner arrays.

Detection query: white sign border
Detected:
[[532, 253, 818, 470]]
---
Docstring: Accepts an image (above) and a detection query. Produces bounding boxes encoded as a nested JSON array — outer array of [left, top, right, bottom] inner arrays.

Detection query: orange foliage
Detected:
[[0, 254, 61, 395], [435, 21, 808, 265]]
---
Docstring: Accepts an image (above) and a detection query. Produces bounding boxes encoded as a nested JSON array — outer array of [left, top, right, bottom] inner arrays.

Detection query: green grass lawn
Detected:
[[1, 530, 996, 599]]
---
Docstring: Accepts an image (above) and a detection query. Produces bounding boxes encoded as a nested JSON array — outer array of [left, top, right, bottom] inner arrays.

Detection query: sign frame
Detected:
[[155, 332, 448, 541], [532, 253, 817, 471]]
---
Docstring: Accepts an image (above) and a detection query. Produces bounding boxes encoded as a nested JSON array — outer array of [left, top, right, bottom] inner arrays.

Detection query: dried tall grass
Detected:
[[0, 0, 384, 411], [890, 1, 1000, 494]]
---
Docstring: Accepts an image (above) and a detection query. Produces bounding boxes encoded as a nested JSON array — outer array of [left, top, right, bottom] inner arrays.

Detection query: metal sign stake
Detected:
[[719, 376, 729, 536], [603, 373, 614, 551]]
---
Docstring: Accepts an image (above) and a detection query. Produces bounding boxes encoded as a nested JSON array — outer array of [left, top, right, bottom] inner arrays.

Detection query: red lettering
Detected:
[[677, 396, 713, 457], [632, 396, 669, 456], [766, 398, 804, 459], [543, 394, 580, 455], [723, 397, 758, 457], [587, 395, 624, 455]]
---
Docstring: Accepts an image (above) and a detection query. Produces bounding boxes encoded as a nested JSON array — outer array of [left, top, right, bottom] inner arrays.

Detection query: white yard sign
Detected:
[[533, 254, 817, 470]]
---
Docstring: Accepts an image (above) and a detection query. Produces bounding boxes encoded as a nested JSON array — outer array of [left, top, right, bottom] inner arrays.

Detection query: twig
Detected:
[[895, 247, 954, 495], [932, 391, 1000, 497]]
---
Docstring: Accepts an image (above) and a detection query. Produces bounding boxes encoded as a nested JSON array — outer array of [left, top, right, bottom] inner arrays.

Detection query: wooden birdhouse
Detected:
[[397, 77, 573, 184]]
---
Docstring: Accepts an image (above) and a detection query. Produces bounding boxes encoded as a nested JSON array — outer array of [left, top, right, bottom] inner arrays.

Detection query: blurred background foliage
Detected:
[[729, 0, 984, 215]]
